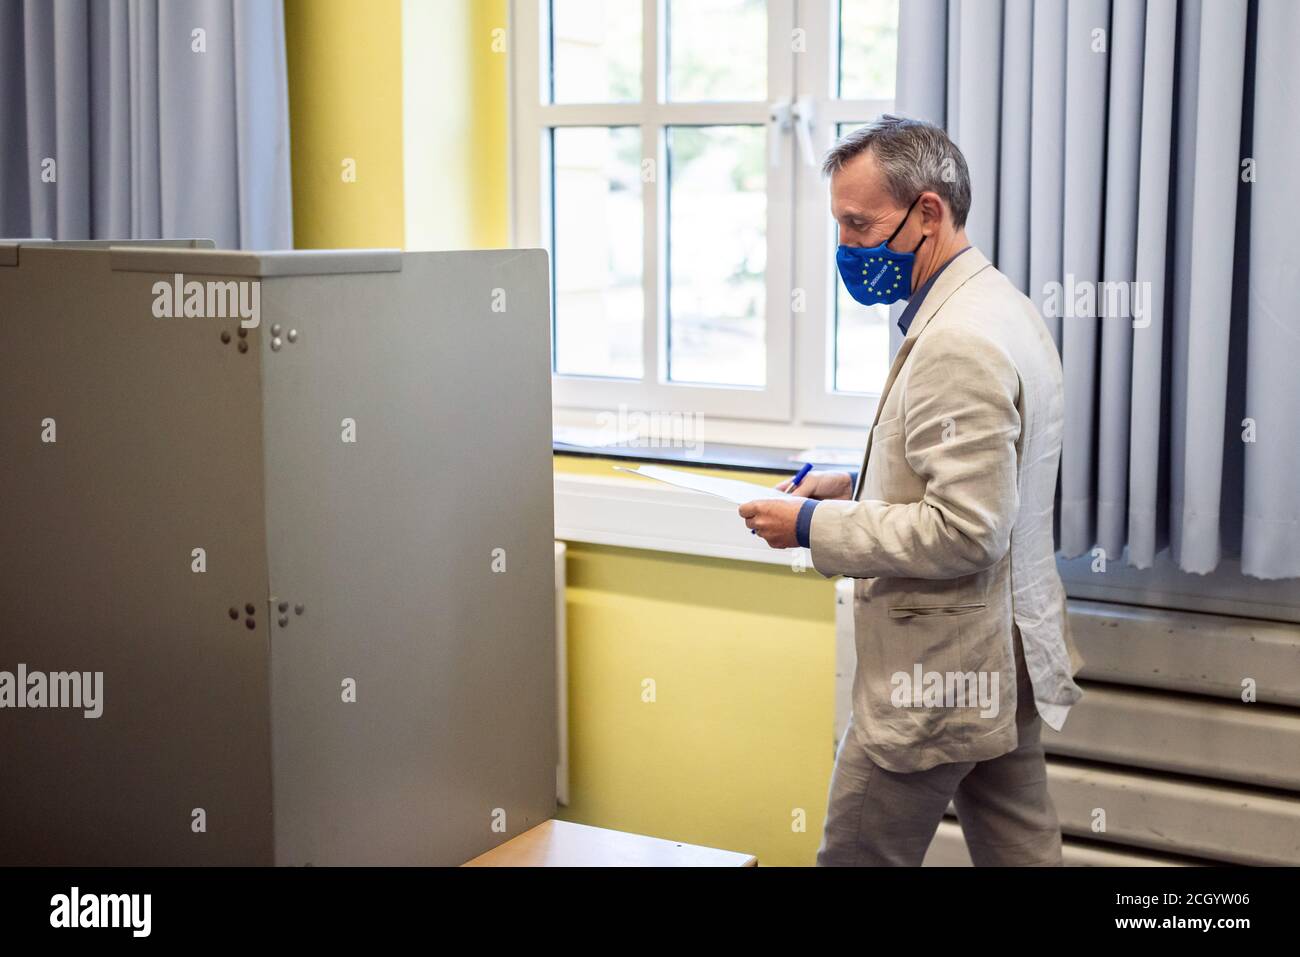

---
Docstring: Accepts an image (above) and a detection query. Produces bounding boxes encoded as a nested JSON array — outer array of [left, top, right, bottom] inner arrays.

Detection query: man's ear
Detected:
[[918, 191, 946, 233]]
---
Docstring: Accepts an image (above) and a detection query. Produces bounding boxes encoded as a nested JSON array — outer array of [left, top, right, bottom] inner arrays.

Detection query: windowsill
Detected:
[[552, 468, 812, 567], [554, 464, 1300, 620], [550, 407, 870, 473], [552, 438, 860, 474], [552, 434, 856, 567]]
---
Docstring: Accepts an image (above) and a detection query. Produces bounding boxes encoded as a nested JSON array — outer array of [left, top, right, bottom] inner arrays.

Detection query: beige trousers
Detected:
[[816, 629, 1063, 866]]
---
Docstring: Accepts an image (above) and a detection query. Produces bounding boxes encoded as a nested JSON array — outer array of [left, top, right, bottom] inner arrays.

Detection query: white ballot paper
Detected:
[[615, 464, 794, 506]]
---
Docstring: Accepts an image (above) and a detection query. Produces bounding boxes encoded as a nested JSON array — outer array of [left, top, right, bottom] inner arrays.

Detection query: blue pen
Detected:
[[752, 463, 813, 535], [788, 462, 814, 491]]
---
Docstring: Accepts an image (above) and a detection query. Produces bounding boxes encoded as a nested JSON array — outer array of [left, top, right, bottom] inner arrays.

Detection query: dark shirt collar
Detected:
[[897, 246, 971, 335]]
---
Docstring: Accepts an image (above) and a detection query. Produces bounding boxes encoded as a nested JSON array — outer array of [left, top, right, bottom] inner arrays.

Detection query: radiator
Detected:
[[556, 541, 570, 806], [833, 578, 1300, 866]]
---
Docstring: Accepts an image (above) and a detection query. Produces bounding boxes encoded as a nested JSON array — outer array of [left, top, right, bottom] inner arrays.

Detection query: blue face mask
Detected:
[[836, 196, 926, 306]]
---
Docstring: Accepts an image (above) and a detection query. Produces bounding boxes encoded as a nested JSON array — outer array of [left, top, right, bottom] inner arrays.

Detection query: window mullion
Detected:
[[762, 0, 798, 420]]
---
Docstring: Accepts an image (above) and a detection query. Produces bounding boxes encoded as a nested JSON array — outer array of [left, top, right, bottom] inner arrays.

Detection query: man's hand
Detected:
[[775, 469, 854, 500], [739, 498, 804, 549]]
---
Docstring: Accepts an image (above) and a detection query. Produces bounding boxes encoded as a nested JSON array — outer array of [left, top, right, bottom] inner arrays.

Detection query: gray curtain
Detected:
[[896, 0, 1299, 580], [0, 0, 291, 248]]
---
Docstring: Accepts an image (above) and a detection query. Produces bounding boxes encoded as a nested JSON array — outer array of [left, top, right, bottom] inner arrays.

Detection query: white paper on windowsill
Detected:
[[614, 464, 793, 506], [553, 424, 642, 448]]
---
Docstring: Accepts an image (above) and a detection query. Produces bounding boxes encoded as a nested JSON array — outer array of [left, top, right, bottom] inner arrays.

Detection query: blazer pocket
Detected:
[[872, 415, 902, 441], [888, 602, 987, 621]]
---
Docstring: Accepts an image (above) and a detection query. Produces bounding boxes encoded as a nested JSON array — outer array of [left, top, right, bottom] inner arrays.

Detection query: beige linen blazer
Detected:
[[810, 247, 1084, 772]]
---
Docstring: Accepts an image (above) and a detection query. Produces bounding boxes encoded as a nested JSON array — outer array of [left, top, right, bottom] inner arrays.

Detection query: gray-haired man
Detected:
[[742, 115, 1084, 866]]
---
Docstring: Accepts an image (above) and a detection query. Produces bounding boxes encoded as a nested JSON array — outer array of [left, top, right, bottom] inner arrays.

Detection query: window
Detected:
[[513, 0, 901, 435], [832, 121, 889, 396], [552, 126, 643, 378]]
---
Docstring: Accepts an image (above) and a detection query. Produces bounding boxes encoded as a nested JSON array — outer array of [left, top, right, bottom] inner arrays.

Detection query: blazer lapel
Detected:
[[850, 248, 993, 500]]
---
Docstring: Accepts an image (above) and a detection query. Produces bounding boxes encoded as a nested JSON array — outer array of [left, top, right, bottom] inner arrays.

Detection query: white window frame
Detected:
[[511, 0, 897, 438]]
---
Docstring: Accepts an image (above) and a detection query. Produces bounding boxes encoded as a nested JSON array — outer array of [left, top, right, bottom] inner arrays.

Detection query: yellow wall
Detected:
[[555, 457, 840, 866], [284, 0, 405, 249], [401, 0, 509, 250], [285, 0, 507, 251], [467, 0, 510, 249]]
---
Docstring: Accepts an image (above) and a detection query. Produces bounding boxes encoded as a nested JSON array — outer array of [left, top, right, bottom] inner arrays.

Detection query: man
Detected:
[[740, 115, 1084, 866]]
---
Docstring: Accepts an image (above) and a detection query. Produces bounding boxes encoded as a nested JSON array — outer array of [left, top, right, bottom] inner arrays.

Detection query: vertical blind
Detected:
[[0, 0, 292, 249], [895, 0, 1299, 580]]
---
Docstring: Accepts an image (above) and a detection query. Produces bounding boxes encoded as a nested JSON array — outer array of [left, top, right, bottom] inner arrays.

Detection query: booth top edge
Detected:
[[107, 247, 405, 276], [1, 242, 548, 277]]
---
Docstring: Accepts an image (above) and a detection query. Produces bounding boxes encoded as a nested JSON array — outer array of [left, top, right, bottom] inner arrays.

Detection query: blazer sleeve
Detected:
[[808, 326, 1022, 580]]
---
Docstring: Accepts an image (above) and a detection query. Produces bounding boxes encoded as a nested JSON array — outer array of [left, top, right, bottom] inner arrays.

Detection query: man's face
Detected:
[[829, 150, 918, 252]]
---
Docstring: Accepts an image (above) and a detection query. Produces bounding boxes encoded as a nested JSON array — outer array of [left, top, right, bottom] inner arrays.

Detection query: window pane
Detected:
[[667, 125, 766, 387], [833, 121, 890, 394], [838, 0, 898, 100], [550, 0, 641, 104], [667, 0, 766, 102], [553, 127, 644, 378]]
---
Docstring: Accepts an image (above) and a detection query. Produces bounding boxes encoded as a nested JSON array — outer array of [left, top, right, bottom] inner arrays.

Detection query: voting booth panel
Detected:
[[0, 243, 557, 865]]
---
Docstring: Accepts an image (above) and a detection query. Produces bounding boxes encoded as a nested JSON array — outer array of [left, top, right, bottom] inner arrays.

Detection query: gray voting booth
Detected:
[[0, 241, 557, 865]]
